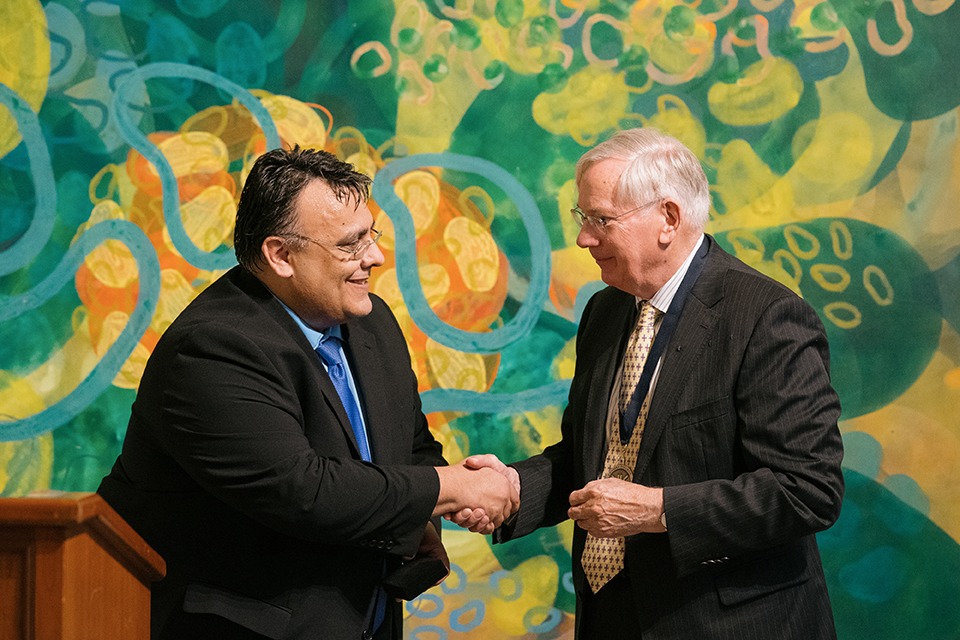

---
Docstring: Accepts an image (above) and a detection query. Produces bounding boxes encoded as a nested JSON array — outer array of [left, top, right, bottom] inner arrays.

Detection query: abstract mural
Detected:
[[2, 0, 960, 637]]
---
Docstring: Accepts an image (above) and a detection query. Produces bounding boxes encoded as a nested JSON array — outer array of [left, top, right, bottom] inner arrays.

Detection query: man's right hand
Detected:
[[434, 459, 519, 534], [437, 454, 520, 534]]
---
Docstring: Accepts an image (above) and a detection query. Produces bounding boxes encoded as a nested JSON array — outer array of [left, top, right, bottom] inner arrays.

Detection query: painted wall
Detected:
[[2, 0, 959, 637]]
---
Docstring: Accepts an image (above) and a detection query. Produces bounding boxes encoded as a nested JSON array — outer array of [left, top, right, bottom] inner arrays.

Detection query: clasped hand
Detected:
[[567, 478, 665, 537], [439, 454, 520, 535]]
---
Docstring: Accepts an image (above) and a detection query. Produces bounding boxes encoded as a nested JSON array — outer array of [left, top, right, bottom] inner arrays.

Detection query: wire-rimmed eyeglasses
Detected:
[[284, 228, 383, 260], [571, 199, 661, 233]]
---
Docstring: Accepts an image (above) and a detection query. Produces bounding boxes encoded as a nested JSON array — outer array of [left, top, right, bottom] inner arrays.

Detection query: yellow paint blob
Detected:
[[260, 94, 328, 150], [643, 96, 707, 159], [394, 170, 441, 237], [533, 65, 629, 146], [708, 58, 803, 126], [443, 217, 500, 292], [425, 337, 487, 391], [156, 131, 230, 178], [0, 433, 53, 496], [179, 186, 237, 252], [0, 0, 49, 157], [791, 113, 874, 184], [487, 555, 560, 636]]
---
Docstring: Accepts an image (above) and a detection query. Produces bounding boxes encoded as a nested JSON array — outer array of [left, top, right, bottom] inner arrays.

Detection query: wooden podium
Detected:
[[0, 491, 166, 640]]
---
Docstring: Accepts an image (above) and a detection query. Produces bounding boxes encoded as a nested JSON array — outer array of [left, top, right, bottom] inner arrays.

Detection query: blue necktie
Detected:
[[315, 336, 371, 461], [315, 336, 386, 632]]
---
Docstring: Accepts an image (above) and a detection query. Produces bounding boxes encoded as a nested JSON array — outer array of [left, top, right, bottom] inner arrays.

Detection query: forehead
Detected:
[[578, 158, 628, 204], [294, 178, 368, 235]]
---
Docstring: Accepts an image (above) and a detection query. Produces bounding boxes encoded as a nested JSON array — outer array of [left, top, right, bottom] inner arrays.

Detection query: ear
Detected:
[[261, 236, 294, 278], [659, 199, 682, 244]]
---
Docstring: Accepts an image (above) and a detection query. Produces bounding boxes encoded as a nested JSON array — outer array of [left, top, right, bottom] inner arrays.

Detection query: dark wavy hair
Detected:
[[233, 146, 372, 272]]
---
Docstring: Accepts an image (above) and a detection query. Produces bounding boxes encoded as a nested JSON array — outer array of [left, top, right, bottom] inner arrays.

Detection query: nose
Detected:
[[576, 225, 600, 248], [363, 239, 385, 268]]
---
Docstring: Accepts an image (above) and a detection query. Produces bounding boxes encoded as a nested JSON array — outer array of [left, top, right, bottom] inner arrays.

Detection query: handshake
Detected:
[[433, 454, 521, 535]]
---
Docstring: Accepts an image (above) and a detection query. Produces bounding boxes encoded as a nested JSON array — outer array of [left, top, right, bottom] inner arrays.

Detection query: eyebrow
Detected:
[[333, 225, 371, 246], [578, 206, 614, 218]]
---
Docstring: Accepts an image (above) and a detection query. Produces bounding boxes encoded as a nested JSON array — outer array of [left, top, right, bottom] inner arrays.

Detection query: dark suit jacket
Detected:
[[499, 236, 844, 639], [98, 266, 446, 640]]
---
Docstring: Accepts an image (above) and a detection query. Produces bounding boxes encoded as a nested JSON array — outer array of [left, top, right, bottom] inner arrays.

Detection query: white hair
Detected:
[[575, 128, 710, 231]]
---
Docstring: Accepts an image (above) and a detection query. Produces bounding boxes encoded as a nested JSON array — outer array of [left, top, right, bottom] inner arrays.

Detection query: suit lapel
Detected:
[[341, 322, 398, 464], [234, 268, 367, 460], [633, 237, 725, 481]]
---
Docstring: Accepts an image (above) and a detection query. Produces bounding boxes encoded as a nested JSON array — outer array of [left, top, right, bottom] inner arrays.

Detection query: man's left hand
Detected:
[[568, 479, 666, 537], [411, 522, 451, 585]]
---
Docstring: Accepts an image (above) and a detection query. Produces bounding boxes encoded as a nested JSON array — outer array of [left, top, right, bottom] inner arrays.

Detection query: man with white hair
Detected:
[[465, 128, 844, 638]]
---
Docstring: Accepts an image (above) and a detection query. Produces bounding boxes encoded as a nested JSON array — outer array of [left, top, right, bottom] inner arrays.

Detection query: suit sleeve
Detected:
[[495, 292, 612, 541], [147, 321, 439, 559], [663, 293, 845, 577]]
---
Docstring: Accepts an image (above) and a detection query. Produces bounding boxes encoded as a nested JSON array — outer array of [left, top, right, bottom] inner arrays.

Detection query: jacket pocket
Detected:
[[183, 582, 292, 639], [714, 544, 809, 606]]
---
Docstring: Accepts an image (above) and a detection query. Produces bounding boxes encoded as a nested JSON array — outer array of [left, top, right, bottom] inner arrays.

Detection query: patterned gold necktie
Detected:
[[581, 300, 659, 593]]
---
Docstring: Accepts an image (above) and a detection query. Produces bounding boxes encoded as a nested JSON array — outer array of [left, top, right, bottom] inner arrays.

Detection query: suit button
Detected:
[[363, 631, 373, 640], [377, 540, 385, 549], [386, 541, 394, 550]]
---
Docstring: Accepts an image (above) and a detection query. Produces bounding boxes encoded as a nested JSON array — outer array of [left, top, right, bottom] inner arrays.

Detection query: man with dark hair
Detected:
[[462, 128, 844, 638], [98, 146, 517, 640]]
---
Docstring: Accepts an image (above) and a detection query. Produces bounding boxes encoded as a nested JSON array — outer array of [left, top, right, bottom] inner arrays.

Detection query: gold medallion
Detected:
[[610, 466, 632, 481]]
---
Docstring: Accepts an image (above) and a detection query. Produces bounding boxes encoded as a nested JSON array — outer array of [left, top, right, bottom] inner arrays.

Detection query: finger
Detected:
[[462, 455, 483, 469], [464, 453, 502, 470], [570, 480, 602, 507], [465, 508, 487, 527], [450, 508, 477, 527], [469, 516, 491, 533]]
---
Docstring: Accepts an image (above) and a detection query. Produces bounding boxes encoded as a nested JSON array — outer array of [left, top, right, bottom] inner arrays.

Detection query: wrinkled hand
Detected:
[[434, 460, 520, 532], [567, 479, 665, 538], [445, 454, 521, 534]]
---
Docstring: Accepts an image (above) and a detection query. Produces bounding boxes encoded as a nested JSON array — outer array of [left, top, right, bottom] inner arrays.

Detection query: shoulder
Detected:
[[168, 268, 261, 327], [580, 285, 634, 321], [154, 268, 303, 360], [700, 236, 804, 308]]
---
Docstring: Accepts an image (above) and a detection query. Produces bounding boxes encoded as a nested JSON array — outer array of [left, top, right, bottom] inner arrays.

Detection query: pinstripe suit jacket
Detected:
[[500, 235, 844, 638]]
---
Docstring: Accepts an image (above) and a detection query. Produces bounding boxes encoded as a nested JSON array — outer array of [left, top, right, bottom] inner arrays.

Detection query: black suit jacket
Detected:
[[98, 267, 446, 640], [500, 236, 844, 639]]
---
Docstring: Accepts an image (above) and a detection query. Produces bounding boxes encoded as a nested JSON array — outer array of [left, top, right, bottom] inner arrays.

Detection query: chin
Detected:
[[346, 297, 374, 320], [599, 271, 621, 289]]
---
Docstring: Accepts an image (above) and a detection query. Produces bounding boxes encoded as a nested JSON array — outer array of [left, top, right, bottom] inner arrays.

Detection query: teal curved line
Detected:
[[262, 0, 307, 62], [419, 379, 570, 415], [371, 153, 552, 353], [0, 84, 56, 276], [110, 62, 281, 271], [0, 219, 161, 442]]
